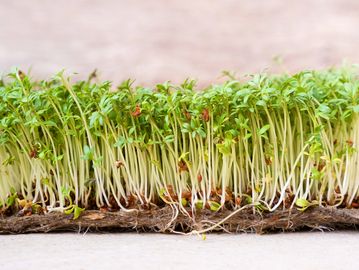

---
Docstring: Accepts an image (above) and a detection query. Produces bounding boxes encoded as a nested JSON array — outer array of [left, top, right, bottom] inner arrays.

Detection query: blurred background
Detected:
[[1, 0, 359, 87]]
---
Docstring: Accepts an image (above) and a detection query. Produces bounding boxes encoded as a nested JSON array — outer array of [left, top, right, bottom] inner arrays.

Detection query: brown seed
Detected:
[[317, 161, 326, 172], [351, 202, 359, 208], [18, 199, 27, 208], [18, 70, 25, 80], [197, 174, 203, 183], [182, 191, 192, 200], [166, 185, 177, 200], [225, 188, 233, 202], [167, 185, 174, 194], [120, 197, 126, 206], [115, 160, 124, 168], [265, 157, 272, 166], [100, 206, 109, 212], [202, 108, 210, 122], [29, 149, 37, 159], [127, 194, 137, 207], [131, 104, 141, 117], [178, 160, 188, 173], [183, 110, 191, 121], [109, 195, 119, 209], [205, 202, 210, 209], [88, 69, 98, 81], [235, 196, 241, 205], [211, 196, 221, 203]]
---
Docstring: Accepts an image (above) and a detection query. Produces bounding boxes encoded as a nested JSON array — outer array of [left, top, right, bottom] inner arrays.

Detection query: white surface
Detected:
[[0, 232, 358, 270]]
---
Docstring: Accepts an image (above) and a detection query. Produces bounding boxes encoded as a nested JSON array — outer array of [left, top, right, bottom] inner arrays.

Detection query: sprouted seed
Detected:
[[1, 67, 359, 223]]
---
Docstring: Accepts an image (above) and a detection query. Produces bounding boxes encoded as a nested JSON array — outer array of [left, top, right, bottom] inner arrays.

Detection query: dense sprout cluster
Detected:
[[1, 68, 359, 217]]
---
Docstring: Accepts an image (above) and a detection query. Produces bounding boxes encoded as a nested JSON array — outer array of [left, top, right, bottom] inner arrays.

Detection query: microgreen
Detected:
[[1, 67, 359, 220]]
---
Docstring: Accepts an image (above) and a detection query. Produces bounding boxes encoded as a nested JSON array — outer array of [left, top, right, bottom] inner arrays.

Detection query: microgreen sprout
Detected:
[[1, 67, 359, 226]]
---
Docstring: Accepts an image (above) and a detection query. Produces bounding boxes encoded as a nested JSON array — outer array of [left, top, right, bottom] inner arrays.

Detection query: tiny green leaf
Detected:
[[258, 124, 270, 136], [181, 198, 188, 207], [209, 201, 221, 212], [295, 198, 309, 208], [73, 205, 85, 220], [195, 200, 204, 209]]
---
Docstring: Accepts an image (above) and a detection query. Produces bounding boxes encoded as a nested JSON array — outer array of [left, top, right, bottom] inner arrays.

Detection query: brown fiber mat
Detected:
[[1, 207, 359, 234]]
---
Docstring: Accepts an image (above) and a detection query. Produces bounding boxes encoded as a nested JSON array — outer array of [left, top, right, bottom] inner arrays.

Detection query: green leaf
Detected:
[[10, 187, 16, 194], [197, 128, 207, 138], [178, 152, 189, 161], [64, 206, 74, 215], [209, 201, 221, 211], [181, 123, 191, 133], [164, 135, 174, 143], [114, 136, 127, 148], [295, 198, 309, 208], [89, 112, 102, 128], [2, 156, 15, 166], [256, 100, 266, 107], [38, 151, 47, 160], [6, 193, 17, 207], [352, 105, 359, 113], [181, 198, 188, 207], [216, 143, 231, 155], [258, 124, 270, 136], [311, 167, 324, 181], [129, 126, 136, 135], [61, 186, 70, 197], [159, 188, 166, 197], [82, 145, 94, 160], [73, 205, 85, 219], [55, 154, 64, 161], [41, 178, 51, 187], [195, 200, 204, 209], [159, 188, 168, 203], [244, 133, 252, 140], [93, 156, 103, 167], [316, 104, 332, 119]]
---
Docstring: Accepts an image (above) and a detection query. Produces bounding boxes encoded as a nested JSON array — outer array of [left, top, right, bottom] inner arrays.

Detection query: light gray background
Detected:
[[1, 0, 359, 86]]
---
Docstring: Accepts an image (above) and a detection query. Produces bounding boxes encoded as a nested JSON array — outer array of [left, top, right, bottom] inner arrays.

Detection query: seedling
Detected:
[[0, 67, 359, 232]]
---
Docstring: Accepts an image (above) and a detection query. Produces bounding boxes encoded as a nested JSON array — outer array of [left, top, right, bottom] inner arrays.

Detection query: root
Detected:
[[2, 206, 359, 234]]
